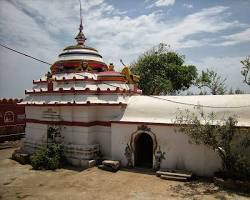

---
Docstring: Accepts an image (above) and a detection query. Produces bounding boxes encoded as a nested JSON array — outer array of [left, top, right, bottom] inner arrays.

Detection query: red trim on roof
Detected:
[[26, 119, 111, 127], [97, 77, 126, 82], [33, 77, 126, 84], [51, 60, 108, 74], [0, 124, 25, 128], [25, 88, 141, 95], [0, 99, 23, 104], [98, 71, 123, 75]]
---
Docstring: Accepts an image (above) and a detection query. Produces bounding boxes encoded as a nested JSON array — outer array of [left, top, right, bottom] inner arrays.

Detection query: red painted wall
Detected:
[[0, 99, 25, 135]]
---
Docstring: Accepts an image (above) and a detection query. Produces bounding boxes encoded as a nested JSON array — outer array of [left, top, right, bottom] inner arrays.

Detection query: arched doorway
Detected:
[[134, 133, 153, 168]]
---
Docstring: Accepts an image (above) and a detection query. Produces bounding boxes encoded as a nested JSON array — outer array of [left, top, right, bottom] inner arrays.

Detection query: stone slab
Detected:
[[102, 160, 120, 170], [160, 175, 187, 182], [12, 150, 30, 165], [88, 160, 96, 168], [156, 170, 192, 178]]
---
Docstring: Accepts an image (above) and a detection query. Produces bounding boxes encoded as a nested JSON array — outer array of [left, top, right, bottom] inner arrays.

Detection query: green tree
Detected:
[[131, 43, 197, 95], [176, 109, 250, 180], [241, 56, 250, 85], [196, 69, 227, 95]]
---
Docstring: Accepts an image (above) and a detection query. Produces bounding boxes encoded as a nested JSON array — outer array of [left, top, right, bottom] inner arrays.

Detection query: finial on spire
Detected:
[[75, 0, 86, 45]]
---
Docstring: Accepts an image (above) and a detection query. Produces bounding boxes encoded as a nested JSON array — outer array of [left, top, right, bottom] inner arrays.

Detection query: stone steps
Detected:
[[160, 175, 188, 182], [156, 169, 192, 182]]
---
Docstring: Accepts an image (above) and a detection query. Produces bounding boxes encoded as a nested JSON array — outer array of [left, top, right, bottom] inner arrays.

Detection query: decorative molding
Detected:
[[154, 146, 166, 170], [33, 77, 126, 84], [127, 124, 158, 168], [26, 119, 111, 127], [0, 124, 25, 128], [25, 88, 141, 95], [23, 102, 127, 107], [0, 99, 23, 104], [4, 111, 15, 123], [129, 124, 157, 154], [124, 144, 133, 167], [137, 124, 151, 132]]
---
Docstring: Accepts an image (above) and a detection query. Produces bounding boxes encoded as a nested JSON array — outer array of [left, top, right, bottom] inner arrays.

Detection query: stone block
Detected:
[[102, 160, 120, 170], [88, 160, 96, 168], [12, 150, 30, 165]]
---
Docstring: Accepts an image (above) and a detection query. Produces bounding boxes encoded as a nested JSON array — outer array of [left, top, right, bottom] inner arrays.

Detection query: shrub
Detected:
[[176, 109, 250, 180], [31, 143, 65, 170]]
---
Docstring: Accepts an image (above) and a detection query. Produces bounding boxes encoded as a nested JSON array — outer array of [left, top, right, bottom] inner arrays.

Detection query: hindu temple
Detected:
[[20, 15, 250, 176]]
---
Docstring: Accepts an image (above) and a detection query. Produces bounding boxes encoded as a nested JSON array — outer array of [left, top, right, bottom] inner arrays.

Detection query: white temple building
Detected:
[[20, 17, 250, 177]]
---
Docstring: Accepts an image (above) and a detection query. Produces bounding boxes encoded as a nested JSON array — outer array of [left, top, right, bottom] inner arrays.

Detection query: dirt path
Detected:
[[0, 148, 249, 200]]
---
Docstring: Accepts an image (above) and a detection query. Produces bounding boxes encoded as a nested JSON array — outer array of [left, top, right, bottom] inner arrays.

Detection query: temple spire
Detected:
[[75, 0, 86, 45]]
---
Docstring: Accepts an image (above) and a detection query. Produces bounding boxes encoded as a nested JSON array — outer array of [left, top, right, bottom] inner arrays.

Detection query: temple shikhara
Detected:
[[19, 14, 250, 176]]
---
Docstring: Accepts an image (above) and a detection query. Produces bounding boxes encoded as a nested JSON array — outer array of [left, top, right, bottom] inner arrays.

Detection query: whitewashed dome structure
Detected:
[[20, 14, 250, 176], [21, 18, 141, 166]]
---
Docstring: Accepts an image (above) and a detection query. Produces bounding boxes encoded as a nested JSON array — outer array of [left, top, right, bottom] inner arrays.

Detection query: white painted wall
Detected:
[[26, 106, 60, 121], [61, 126, 89, 145], [54, 82, 130, 91], [25, 123, 47, 142], [94, 126, 111, 158], [26, 106, 124, 122], [32, 83, 48, 90], [25, 106, 118, 159], [111, 123, 222, 176], [94, 106, 125, 121]]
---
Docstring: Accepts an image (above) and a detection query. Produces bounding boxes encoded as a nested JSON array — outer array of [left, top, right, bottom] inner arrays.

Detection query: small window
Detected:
[[4, 111, 14, 123]]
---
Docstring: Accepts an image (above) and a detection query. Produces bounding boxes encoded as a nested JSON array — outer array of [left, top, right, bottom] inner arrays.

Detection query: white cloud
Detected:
[[219, 28, 250, 46], [0, 2, 243, 64], [155, 0, 175, 7], [0, 1, 249, 97], [0, 1, 60, 61], [183, 4, 193, 9], [149, 6, 243, 49]]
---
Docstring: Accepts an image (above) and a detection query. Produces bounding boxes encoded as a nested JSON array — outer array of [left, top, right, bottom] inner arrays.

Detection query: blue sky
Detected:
[[0, 0, 250, 98]]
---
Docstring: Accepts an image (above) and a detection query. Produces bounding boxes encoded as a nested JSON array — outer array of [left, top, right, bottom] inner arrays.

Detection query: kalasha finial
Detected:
[[75, 0, 86, 45]]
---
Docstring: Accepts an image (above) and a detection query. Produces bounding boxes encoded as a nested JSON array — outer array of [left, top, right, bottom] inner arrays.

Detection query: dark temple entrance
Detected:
[[134, 133, 153, 168]]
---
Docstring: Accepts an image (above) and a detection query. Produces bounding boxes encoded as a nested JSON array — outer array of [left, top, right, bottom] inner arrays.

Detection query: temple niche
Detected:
[[0, 99, 25, 140], [19, 13, 250, 177]]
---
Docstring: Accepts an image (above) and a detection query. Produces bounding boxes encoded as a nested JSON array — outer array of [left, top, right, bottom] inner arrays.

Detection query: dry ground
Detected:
[[0, 148, 249, 200]]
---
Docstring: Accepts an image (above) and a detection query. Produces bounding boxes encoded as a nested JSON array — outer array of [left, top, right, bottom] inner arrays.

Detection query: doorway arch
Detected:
[[134, 133, 153, 168]]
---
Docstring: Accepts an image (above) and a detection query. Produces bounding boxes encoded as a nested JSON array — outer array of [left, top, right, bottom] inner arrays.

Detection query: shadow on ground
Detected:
[[121, 167, 156, 175], [170, 178, 250, 199]]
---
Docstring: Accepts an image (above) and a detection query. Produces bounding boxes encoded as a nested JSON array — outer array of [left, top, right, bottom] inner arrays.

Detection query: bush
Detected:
[[31, 143, 65, 170], [176, 109, 250, 181]]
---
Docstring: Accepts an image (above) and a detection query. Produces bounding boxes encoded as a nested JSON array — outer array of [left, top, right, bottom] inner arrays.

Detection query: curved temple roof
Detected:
[[50, 16, 107, 74], [114, 94, 250, 127], [50, 46, 107, 73]]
